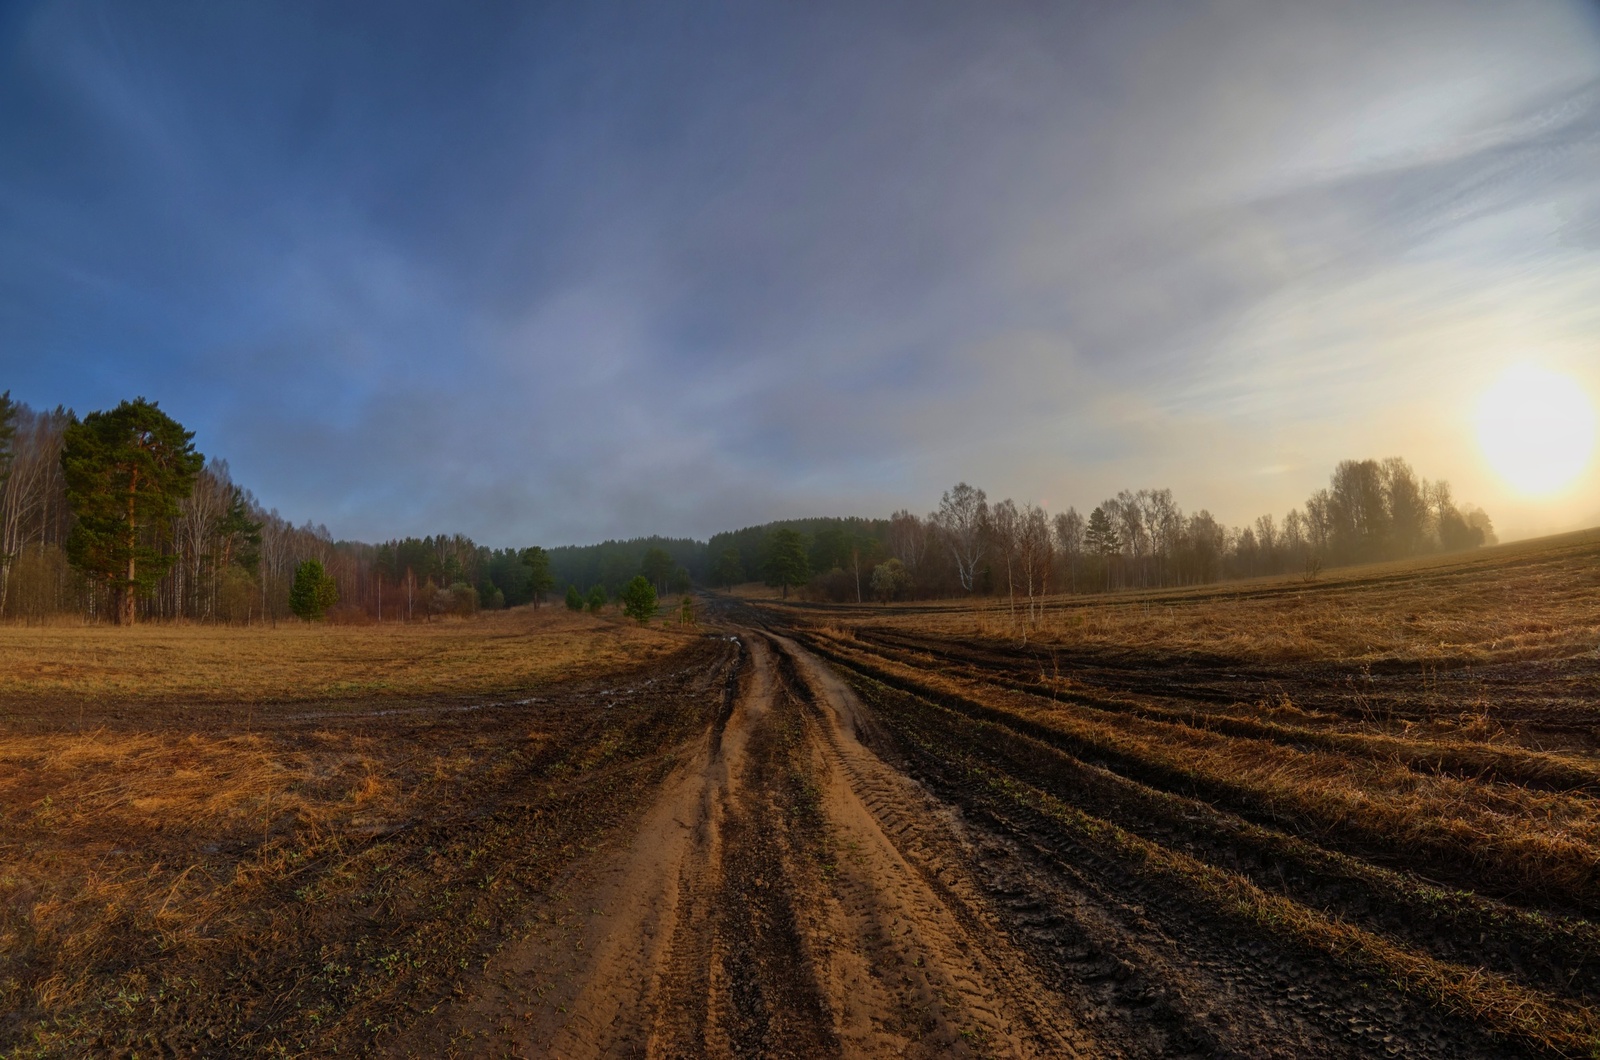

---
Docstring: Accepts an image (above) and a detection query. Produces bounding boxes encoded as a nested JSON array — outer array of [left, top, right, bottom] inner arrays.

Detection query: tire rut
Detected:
[[400, 600, 1590, 1058]]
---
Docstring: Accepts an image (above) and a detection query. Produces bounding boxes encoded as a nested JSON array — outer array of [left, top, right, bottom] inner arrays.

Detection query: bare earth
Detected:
[[403, 624, 1091, 1058], [395, 588, 1583, 1058], [11, 542, 1596, 1057]]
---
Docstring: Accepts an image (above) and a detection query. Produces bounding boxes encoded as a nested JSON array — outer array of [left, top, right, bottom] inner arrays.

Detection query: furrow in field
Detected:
[[804, 631, 1600, 921], [851, 628, 1600, 793], [835, 662, 1599, 1058]]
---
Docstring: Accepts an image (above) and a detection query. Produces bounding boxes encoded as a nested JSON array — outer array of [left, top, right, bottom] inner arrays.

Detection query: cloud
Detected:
[[4, 0, 1600, 546]]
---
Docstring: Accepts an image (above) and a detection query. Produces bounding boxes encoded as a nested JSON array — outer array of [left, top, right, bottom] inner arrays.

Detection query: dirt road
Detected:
[[426, 629, 1085, 1057], [409, 605, 1553, 1058]]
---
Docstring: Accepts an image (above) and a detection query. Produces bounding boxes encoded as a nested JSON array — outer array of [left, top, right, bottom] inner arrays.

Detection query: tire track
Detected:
[[769, 633, 1093, 1057]]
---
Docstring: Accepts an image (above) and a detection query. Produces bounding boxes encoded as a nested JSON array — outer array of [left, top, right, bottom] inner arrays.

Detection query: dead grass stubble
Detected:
[[778, 531, 1600, 1057], [876, 529, 1600, 668], [0, 607, 677, 705], [0, 608, 709, 1054]]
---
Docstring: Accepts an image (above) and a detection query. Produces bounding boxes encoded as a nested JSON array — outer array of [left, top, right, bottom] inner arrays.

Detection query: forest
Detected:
[[0, 391, 1495, 623], [706, 463, 1495, 607]]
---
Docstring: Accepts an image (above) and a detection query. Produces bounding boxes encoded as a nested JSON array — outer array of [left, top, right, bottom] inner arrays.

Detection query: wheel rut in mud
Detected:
[[403, 606, 1594, 1059]]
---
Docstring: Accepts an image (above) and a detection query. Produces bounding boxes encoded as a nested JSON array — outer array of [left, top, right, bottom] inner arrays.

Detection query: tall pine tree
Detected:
[[62, 398, 203, 624], [763, 528, 810, 599]]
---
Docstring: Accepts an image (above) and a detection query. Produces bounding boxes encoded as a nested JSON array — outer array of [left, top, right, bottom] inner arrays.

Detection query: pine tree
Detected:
[[763, 528, 810, 599], [621, 575, 657, 624], [61, 398, 204, 624], [1085, 506, 1118, 591], [289, 559, 339, 620], [521, 546, 554, 607], [640, 546, 673, 594], [711, 547, 743, 588]]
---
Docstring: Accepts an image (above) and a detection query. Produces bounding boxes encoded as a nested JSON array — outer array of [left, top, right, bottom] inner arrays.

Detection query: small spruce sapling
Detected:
[[621, 575, 657, 625], [289, 559, 339, 620]]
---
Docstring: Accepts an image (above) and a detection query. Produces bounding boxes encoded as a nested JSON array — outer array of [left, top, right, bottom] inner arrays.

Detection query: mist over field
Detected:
[[4, 1, 1599, 547]]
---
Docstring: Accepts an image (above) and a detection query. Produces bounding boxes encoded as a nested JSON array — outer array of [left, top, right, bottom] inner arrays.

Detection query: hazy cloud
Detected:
[[4, 0, 1599, 544]]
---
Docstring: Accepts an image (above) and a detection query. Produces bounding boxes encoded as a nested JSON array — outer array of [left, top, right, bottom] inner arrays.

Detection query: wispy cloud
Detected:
[[3, 0, 1598, 543]]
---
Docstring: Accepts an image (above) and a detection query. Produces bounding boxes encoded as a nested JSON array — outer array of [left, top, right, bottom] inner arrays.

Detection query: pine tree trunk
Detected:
[[122, 478, 137, 625]]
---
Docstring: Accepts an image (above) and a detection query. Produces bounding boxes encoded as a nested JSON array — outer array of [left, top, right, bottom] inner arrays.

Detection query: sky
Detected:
[[3, 0, 1599, 547]]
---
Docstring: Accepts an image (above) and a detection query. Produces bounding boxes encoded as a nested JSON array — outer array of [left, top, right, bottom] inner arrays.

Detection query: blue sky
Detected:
[[3, 1, 1599, 545]]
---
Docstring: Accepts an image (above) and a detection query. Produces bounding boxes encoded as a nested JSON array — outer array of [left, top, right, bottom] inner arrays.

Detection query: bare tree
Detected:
[[0, 406, 67, 614], [1281, 508, 1308, 571], [1383, 457, 1427, 557], [1304, 489, 1332, 558], [1253, 513, 1277, 575], [886, 509, 929, 577], [1114, 489, 1150, 587], [1017, 503, 1052, 626], [1146, 488, 1181, 587], [933, 482, 988, 593], [1184, 509, 1226, 584], [1328, 459, 1389, 563], [989, 499, 1019, 622], [1052, 506, 1084, 594], [255, 508, 297, 625], [176, 461, 233, 619]]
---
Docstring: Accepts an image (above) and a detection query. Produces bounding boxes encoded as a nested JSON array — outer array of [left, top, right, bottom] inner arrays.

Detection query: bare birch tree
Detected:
[[0, 406, 64, 613], [933, 482, 987, 593], [989, 498, 1019, 623], [1017, 503, 1052, 626], [1053, 506, 1083, 594], [886, 509, 929, 577]]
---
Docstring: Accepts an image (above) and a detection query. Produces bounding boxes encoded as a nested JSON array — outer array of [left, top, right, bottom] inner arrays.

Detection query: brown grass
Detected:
[[759, 530, 1600, 1057], [0, 607, 716, 1055], [811, 631, 1600, 908], [812, 528, 1600, 667], [0, 606, 682, 705]]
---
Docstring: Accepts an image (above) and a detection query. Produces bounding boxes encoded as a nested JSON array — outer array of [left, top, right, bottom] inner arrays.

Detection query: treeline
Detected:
[[547, 537, 703, 598], [2, 389, 1496, 625], [706, 517, 889, 590], [0, 395, 269, 623], [0, 394, 561, 624], [715, 456, 1495, 609]]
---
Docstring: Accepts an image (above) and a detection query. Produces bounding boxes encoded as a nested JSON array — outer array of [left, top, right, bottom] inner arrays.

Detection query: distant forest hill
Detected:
[[0, 391, 1495, 624], [698, 455, 1495, 608]]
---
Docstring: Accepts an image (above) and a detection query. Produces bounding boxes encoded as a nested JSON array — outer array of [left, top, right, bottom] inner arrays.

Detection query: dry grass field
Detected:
[[851, 528, 1600, 667], [0, 607, 731, 1057], [0, 607, 683, 707], [754, 529, 1600, 1056], [5, 532, 1598, 1057]]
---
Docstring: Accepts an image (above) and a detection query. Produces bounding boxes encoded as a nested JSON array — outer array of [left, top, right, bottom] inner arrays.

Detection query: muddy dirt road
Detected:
[[410, 603, 1569, 1058]]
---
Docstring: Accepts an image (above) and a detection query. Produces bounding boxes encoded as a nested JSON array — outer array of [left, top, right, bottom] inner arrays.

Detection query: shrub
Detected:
[[289, 560, 339, 621], [871, 559, 912, 603], [621, 575, 657, 625], [447, 582, 479, 616]]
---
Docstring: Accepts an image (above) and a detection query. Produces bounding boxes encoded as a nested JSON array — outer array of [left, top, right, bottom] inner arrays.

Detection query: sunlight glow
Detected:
[[1475, 364, 1597, 496]]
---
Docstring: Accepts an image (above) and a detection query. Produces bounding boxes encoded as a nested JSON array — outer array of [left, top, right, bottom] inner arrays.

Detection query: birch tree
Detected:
[[1052, 506, 1084, 594], [934, 482, 987, 593], [989, 499, 1019, 622], [886, 509, 928, 576], [1017, 503, 1052, 625], [0, 403, 68, 614]]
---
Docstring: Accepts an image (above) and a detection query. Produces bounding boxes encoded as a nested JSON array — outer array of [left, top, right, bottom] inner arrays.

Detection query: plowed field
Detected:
[[7, 534, 1598, 1057]]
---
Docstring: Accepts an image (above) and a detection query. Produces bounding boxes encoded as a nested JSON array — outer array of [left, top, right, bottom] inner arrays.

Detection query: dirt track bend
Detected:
[[409, 613, 1547, 1058]]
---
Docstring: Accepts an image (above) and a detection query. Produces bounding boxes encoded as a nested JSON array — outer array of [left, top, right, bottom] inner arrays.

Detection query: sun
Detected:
[[1475, 364, 1597, 496]]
